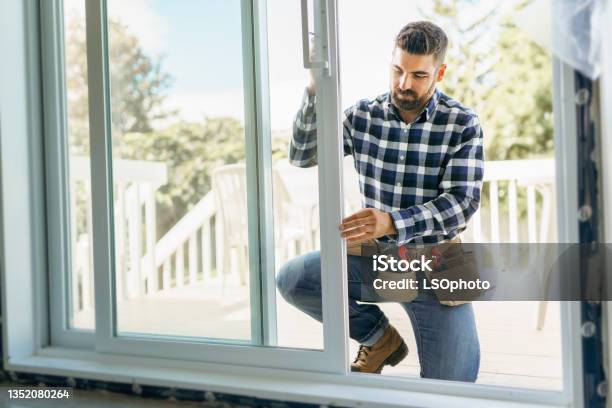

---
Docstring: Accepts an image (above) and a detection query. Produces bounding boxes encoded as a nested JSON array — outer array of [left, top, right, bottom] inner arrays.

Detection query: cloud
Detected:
[[64, 0, 168, 56], [163, 89, 246, 124], [162, 81, 309, 131], [107, 0, 169, 55]]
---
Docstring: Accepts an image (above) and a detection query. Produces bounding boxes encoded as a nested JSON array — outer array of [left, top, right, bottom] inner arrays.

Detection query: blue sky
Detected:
[[146, 0, 244, 94]]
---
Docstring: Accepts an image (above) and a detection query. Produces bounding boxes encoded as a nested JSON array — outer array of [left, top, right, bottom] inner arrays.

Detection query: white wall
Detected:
[[0, 0, 45, 363]]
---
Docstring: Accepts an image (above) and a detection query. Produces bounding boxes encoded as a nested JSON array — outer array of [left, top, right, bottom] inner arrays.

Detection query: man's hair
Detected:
[[395, 21, 448, 65]]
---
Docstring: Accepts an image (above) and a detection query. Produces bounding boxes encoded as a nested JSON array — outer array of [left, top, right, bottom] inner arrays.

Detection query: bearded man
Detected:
[[277, 21, 483, 381]]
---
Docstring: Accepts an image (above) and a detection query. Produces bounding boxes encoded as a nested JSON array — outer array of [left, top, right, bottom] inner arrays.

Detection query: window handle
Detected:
[[301, 0, 330, 76]]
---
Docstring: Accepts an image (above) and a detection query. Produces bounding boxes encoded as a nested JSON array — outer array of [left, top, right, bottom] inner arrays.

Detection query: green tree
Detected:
[[66, 12, 248, 237], [481, 14, 553, 160], [107, 19, 175, 136], [64, 13, 175, 155], [65, 12, 178, 238], [64, 12, 91, 155], [117, 118, 246, 237], [420, 0, 553, 161]]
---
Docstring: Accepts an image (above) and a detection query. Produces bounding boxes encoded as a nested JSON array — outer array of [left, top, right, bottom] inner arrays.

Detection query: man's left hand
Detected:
[[339, 208, 397, 244]]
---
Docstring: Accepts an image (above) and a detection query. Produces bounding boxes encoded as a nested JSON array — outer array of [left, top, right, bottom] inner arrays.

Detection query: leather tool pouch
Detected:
[[423, 240, 485, 306], [347, 238, 485, 306]]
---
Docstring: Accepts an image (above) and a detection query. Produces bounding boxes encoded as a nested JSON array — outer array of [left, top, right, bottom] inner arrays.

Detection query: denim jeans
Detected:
[[276, 250, 480, 382]]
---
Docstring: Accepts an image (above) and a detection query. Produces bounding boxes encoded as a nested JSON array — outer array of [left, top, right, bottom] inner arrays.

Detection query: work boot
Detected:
[[350, 325, 408, 374]]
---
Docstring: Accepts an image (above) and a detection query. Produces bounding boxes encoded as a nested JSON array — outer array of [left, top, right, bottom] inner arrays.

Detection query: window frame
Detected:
[[41, 0, 96, 350], [598, 0, 612, 390], [0, 0, 592, 406], [1, 0, 51, 360], [551, 57, 585, 408]]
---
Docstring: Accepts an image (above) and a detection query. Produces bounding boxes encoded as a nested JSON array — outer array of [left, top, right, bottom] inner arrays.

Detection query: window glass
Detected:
[[267, 0, 326, 350], [107, 0, 251, 341]]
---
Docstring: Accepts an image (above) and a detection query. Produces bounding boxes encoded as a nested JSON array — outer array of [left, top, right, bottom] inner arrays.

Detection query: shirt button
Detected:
[[396, 182, 402, 187], [400, 155, 405, 160]]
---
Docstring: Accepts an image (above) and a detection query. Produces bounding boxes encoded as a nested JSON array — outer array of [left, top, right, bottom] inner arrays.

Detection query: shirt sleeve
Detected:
[[388, 115, 484, 245], [290, 88, 355, 168]]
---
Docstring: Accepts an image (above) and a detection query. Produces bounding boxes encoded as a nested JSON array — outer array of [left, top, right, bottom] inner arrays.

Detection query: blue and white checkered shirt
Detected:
[[290, 87, 484, 245]]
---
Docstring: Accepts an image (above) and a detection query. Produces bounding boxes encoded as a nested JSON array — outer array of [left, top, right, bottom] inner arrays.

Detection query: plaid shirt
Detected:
[[290, 87, 484, 246]]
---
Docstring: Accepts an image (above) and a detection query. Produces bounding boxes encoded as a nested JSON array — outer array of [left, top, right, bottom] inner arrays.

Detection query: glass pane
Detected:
[[338, 0, 561, 389], [107, 0, 251, 341], [64, 0, 95, 330], [268, 0, 324, 350]]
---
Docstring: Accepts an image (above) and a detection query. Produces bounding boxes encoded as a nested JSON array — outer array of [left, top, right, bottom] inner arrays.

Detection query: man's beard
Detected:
[[391, 82, 436, 112]]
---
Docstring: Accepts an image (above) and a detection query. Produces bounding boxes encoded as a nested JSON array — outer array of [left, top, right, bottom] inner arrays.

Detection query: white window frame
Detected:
[[0, 0, 593, 406], [41, 0, 96, 351], [598, 1, 612, 402]]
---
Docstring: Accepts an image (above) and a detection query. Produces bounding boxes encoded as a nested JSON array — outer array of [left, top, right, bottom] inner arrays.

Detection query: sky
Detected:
[[104, 0, 431, 129], [70, 0, 547, 131]]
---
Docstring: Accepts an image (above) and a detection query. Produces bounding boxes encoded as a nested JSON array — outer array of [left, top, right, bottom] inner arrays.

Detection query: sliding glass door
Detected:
[[32, 0, 587, 404], [34, 0, 586, 404], [72, 0, 350, 372]]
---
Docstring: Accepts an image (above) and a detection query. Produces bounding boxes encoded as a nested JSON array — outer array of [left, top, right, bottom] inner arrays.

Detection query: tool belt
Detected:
[[347, 237, 484, 306]]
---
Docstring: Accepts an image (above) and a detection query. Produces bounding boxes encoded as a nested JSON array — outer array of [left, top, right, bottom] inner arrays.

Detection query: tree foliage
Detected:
[[117, 119, 245, 235], [65, 14, 175, 155], [65, 13, 248, 236], [107, 19, 176, 136], [482, 15, 553, 160], [420, 0, 553, 161]]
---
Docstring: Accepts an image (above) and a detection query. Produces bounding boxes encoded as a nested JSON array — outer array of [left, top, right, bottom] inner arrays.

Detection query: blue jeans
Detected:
[[276, 250, 480, 382]]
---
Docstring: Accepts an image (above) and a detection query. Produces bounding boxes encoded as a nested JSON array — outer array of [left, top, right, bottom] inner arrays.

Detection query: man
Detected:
[[276, 21, 483, 381]]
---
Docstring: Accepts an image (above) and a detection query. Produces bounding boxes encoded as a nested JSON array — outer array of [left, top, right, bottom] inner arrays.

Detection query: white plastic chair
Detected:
[[212, 164, 250, 287], [211, 163, 308, 286], [308, 156, 363, 248]]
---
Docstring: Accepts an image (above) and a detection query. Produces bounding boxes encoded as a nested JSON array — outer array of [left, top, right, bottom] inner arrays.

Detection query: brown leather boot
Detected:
[[351, 325, 408, 374]]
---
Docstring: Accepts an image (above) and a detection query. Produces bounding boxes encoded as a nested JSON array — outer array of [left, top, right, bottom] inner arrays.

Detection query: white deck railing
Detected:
[[70, 156, 167, 312], [70, 157, 555, 313], [141, 191, 233, 290], [464, 159, 556, 243]]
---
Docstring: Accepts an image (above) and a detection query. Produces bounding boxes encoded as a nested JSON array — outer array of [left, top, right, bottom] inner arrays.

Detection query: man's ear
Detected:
[[436, 64, 447, 82]]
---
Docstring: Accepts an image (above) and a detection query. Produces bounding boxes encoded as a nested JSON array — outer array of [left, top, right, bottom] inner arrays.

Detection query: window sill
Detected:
[[5, 347, 568, 408]]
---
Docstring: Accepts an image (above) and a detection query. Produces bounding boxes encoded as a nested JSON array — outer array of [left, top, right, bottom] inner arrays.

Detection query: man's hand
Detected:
[[339, 208, 397, 244]]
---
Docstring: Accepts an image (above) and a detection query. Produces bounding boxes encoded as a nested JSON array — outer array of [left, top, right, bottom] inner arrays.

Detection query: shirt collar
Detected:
[[423, 88, 440, 120], [386, 88, 440, 124]]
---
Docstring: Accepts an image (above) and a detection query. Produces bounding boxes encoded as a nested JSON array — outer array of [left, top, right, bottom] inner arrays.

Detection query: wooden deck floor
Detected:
[[75, 282, 562, 391]]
